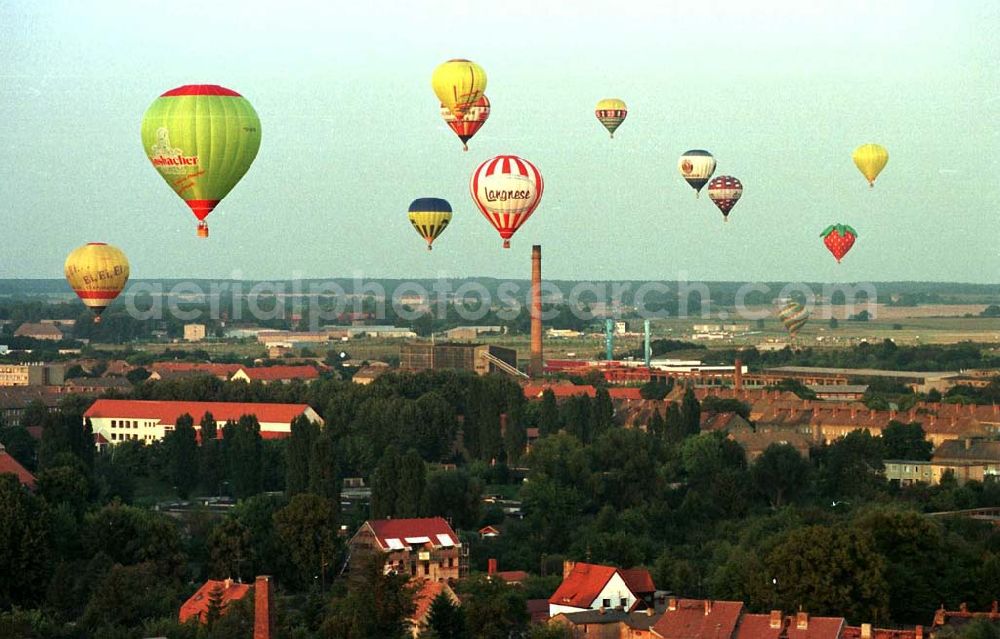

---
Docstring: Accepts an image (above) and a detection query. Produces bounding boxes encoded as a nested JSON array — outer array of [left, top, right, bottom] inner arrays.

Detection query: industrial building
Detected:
[[400, 342, 520, 377]]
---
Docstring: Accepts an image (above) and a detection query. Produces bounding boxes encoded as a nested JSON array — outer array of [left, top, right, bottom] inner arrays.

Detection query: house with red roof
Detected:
[[148, 362, 243, 381], [0, 444, 35, 490], [651, 598, 744, 639], [178, 578, 251, 624], [735, 611, 845, 639], [84, 399, 323, 446], [548, 561, 655, 618], [348, 517, 465, 582], [409, 579, 459, 637], [230, 365, 320, 384]]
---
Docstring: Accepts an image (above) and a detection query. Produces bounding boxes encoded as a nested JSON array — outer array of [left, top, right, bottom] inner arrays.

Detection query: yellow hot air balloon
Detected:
[[595, 98, 627, 138], [64, 243, 130, 323], [408, 198, 452, 250], [852, 143, 889, 187], [432, 59, 487, 119]]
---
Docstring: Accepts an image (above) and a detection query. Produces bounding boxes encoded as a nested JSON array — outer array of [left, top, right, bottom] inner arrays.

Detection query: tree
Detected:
[[639, 379, 669, 400], [881, 421, 932, 461], [538, 389, 560, 437], [424, 591, 467, 639], [980, 304, 1000, 318], [751, 444, 811, 508], [700, 396, 751, 420], [81, 562, 179, 632], [226, 415, 263, 499], [274, 493, 339, 589], [829, 317, 839, 329], [83, 502, 185, 577], [648, 409, 666, 439], [422, 469, 481, 529], [164, 413, 198, 498], [286, 415, 319, 496], [208, 517, 254, 582], [681, 387, 701, 437], [0, 474, 52, 608], [205, 583, 225, 627], [309, 430, 340, 500], [591, 388, 614, 438], [664, 401, 685, 444], [0, 426, 37, 471], [681, 432, 746, 487], [768, 525, 889, 622], [35, 463, 92, 515], [818, 430, 885, 500], [322, 553, 416, 639], [396, 449, 427, 518], [457, 575, 529, 639], [371, 446, 401, 519]]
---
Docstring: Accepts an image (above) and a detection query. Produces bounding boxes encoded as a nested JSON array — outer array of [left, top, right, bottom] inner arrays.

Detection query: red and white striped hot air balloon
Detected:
[[470, 155, 544, 249]]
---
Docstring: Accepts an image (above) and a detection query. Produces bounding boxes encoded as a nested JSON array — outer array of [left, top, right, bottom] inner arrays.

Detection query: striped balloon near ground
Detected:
[[778, 301, 810, 338], [470, 155, 544, 249], [408, 198, 453, 251]]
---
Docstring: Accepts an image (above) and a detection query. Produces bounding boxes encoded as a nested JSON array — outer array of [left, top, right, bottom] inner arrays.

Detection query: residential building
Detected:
[[148, 362, 242, 381], [84, 399, 324, 446], [759, 366, 962, 394], [884, 460, 985, 486], [0, 363, 65, 387], [348, 517, 466, 582], [548, 561, 655, 618], [230, 365, 320, 384], [549, 607, 662, 637], [352, 363, 389, 385], [179, 578, 251, 624], [731, 430, 813, 461], [735, 611, 845, 639], [0, 386, 71, 428], [0, 444, 36, 490], [933, 439, 1000, 479], [807, 384, 869, 401], [13, 322, 64, 341], [651, 598, 744, 639], [184, 324, 207, 342]]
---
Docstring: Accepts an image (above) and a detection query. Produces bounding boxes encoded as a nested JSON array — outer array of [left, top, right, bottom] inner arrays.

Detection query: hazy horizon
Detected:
[[1, 1, 998, 283]]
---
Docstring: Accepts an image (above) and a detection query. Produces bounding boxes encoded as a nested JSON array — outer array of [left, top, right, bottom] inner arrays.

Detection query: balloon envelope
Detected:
[[441, 95, 490, 151], [707, 175, 743, 219], [778, 301, 809, 338], [408, 198, 453, 250], [470, 155, 543, 249], [141, 85, 261, 237], [852, 143, 888, 187], [432, 59, 487, 119], [678, 150, 717, 196], [64, 243, 130, 321], [595, 98, 627, 138]]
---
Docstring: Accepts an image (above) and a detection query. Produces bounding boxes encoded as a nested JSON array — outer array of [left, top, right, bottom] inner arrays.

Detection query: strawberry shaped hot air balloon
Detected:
[[707, 175, 742, 221], [821, 224, 858, 263]]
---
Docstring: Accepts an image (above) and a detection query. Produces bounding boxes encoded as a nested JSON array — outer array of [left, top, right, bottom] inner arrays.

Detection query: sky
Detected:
[[0, 0, 998, 283]]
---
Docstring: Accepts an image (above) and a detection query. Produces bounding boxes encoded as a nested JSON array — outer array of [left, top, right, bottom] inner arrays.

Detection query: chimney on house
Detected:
[[224, 577, 233, 589], [647, 606, 655, 617], [796, 612, 809, 630], [934, 606, 946, 626], [488, 558, 498, 575], [668, 598, 678, 611], [769, 611, 783, 629], [705, 600, 713, 615], [499, 413, 508, 437], [916, 625, 924, 639], [860, 624, 872, 639], [960, 603, 968, 613], [530, 245, 543, 377], [734, 359, 743, 392], [563, 560, 576, 580], [254, 575, 274, 639]]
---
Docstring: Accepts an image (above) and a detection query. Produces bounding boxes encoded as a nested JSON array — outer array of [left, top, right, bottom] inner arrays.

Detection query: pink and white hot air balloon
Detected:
[[470, 154, 544, 248]]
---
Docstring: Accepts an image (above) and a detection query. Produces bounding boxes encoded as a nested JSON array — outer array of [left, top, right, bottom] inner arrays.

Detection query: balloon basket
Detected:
[[93, 316, 102, 324], [197, 223, 209, 238], [502, 240, 511, 249]]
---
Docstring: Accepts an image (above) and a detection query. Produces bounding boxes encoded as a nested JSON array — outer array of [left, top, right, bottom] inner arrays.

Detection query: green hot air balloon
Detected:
[[141, 85, 261, 238], [778, 301, 810, 339]]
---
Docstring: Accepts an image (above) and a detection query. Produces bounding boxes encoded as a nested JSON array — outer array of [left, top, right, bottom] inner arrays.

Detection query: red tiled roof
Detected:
[[620, 568, 655, 595], [528, 598, 551, 623], [84, 399, 315, 426], [652, 599, 744, 639], [549, 562, 618, 610], [479, 525, 501, 535], [366, 517, 459, 550], [497, 570, 529, 584], [178, 579, 251, 623], [410, 579, 455, 624], [738, 614, 845, 639], [609, 388, 643, 401], [524, 384, 597, 399], [842, 627, 917, 639], [234, 365, 319, 381], [0, 450, 35, 489]]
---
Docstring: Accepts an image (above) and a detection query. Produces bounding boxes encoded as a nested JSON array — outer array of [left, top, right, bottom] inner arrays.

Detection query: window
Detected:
[[111, 420, 117, 428], [620, 598, 628, 608], [602, 599, 611, 608], [111, 433, 116, 441]]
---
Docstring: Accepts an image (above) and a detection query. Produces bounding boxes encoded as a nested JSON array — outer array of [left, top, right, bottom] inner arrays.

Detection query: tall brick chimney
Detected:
[[254, 575, 274, 639], [530, 245, 543, 377], [734, 358, 743, 392], [488, 558, 498, 575]]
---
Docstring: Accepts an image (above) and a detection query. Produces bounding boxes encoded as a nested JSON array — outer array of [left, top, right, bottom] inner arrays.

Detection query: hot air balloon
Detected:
[[432, 59, 487, 119], [441, 95, 490, 151], [141, 85, 261, 238], [707, 175, 743, 221], [852, 143, 888, 187], [778, 301, 809, 339], [470, 155, 543, 249], [408, 198, 453, 250], [595, 98, 627, 138], [678, 150, 716, 197], [821, 224, 858, 263], [64, 243, 130, 323]]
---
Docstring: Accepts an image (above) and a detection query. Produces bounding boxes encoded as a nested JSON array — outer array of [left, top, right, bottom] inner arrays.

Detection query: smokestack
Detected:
[[530, 245, 543, 377], [734, 358, 743, 392], [644, 319, 651, 368], [254, 575, 274, 639], [488, 558, 498, 575]]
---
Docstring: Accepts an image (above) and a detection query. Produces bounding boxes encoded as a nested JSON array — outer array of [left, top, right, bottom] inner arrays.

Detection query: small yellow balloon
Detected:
[[432, 59, 487, 119], [852, 143, 889, 187], [64, 243, 130, 322]]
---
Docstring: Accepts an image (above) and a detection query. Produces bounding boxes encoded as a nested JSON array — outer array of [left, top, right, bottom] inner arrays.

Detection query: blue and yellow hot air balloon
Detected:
[[408, 198, 453, 250]]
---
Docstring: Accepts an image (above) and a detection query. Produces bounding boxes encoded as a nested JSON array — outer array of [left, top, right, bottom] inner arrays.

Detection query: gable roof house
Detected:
[[548, 561, 656, 618], [651, 598, 744, 639], [178, 578, 251, 624], [230, 365, 320, 384], [348, 517, 466, 582]]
